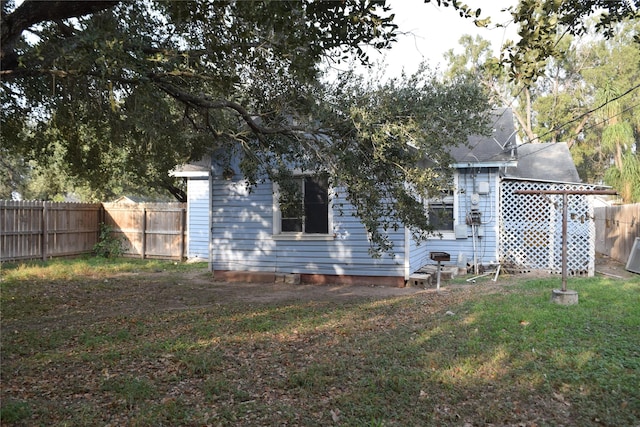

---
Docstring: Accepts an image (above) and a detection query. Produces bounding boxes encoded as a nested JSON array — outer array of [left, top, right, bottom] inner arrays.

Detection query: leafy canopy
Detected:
[[3, 0, 636, 214], [1, 0, 494, 253], [0, 1, 404, 197], [501, 0, 639, 84], [1, 0, 399, 201], [443, 16, 640, 202]]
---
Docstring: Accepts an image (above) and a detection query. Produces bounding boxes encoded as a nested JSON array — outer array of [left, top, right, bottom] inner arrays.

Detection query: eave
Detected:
[[452, 160, 518, 169]]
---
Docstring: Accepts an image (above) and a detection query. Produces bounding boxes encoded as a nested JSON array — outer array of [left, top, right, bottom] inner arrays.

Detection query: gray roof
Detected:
[[111, 196, 158, 203], [448, 108, 518, 164], [504, 143, 582, 183], [447, 108, 581, 184]]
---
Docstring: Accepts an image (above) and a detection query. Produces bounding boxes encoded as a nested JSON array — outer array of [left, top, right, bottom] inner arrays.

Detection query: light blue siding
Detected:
[[211, 178, 406, 277], [195, 168, 502, 278], [211, 179, 275, 272], [186, 178, 210, 259], [424, 168, 500, 269], [409, 236, 429, 274]]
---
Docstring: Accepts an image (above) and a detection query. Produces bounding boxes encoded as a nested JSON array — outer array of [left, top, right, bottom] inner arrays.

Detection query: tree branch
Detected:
[[566, 114, 590, 149], [152, 78, 307, 136], [160, 179, 187, 203], [1, 0, 118, 70]]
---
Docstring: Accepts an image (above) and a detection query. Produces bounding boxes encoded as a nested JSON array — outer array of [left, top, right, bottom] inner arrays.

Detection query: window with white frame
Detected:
[[427, 173, 457, 234], [274, 174, 330, 235], [428, 192, 455, 231]]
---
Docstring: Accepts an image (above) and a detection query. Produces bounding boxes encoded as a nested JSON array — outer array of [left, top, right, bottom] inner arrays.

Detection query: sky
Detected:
[[346, 0, 519, 79]]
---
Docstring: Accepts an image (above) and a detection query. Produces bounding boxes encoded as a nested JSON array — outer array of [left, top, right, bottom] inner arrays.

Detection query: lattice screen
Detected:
[[500, 180, 596, 276]]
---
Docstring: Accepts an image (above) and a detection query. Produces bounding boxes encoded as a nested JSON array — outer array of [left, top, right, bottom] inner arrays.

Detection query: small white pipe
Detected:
[[466, 272, 491, 282], [472, 224, 478, 274], [492, 264, 501, 282]]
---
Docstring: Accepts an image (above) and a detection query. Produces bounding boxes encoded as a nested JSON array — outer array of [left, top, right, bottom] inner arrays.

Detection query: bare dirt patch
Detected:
[[594, 252, 637, 280], [6, 256, 633, 331]]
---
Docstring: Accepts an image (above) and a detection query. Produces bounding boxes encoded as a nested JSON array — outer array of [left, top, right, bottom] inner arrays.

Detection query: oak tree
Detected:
[[1, 0, 492, 253]]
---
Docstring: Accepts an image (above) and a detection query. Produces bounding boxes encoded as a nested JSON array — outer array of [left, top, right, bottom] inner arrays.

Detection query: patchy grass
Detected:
[[0, 256, 200, 282], [0, 257, 206, 321], [1, 258, 639, 426]]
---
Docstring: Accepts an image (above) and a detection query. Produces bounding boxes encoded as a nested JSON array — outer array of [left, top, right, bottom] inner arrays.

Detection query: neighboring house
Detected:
[[111, 196, 171, 204], [112, 196, 148, 204], [173, 108, 597, 285]]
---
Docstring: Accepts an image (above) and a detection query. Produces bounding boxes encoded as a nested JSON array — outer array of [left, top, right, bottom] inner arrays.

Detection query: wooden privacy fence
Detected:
[[1, 201, 186, 262], [594, 203, 640, 264], [1, 201, 101, 261], [102, 203, 186, 260]]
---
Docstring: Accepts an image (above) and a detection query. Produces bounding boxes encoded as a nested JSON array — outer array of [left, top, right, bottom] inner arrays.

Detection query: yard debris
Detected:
[[552, 392, 571, 406], [2, 259, 637, 426]]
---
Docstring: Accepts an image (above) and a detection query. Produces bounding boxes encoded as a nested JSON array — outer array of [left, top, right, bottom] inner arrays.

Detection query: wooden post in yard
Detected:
[[515, 189, 617, 305], [561, 193, 568, 291]]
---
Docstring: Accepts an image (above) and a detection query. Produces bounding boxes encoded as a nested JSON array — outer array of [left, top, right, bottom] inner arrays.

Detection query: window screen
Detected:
[[428, 202, 454, 231], [280, 175, 329, 234]]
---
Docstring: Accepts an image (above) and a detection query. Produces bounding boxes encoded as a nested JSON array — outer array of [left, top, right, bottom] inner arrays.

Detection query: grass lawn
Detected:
[[1, 258, 639, 426]]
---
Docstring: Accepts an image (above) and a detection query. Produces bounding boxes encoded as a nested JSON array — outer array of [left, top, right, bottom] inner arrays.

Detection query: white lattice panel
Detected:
[[500, 180, 596, 276]]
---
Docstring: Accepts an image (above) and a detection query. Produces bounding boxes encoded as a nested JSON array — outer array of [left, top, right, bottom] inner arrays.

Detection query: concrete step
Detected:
[[408, 264, 463, 288], [407, 273, 431, 288], [416, 264, 460, 279]]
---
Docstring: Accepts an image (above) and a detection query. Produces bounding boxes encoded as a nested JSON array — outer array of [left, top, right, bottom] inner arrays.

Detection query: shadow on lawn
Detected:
[[1, 260, 638, 426]]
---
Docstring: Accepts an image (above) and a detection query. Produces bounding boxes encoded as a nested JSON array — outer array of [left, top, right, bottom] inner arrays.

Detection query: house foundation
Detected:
[[213, 270, 406, 287]]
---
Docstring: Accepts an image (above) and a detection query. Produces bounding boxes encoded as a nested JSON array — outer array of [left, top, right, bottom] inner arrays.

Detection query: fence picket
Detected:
[[594, 203, 640, 264], [0, 201, 186, 262]]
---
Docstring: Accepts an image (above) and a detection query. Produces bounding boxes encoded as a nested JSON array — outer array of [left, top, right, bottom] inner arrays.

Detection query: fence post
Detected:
[[98, 203, 105, 240], [141, 207, 147, 259], [180, 207, 186, 261], [42, 201, 48, 261]]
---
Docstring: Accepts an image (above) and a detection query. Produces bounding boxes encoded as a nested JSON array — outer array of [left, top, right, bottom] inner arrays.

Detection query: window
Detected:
[[427, 172, 457, 236], [428, 190, 455, 231], [276, 175, 330, 235]]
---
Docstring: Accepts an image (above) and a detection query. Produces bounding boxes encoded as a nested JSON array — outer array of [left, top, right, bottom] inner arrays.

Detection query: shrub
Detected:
[[93, 223, 124, 258]]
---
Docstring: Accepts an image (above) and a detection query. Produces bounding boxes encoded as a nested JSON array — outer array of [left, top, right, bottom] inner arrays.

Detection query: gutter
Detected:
[[169, 170, 209, 178], [452, 160, 518, 169]]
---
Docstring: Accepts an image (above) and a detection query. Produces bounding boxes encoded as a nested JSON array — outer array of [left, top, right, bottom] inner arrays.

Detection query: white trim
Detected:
[[272, 177, 334, 239], [170, 170, 209, 178], [501, 176, 596, 186], [272, 233, 335, 241], [404, 226, 411, 280], [426, 172, 458, 241], [208, 174, 214, 273], [492, 171, 500, 262], [452, 161, 517, 169]]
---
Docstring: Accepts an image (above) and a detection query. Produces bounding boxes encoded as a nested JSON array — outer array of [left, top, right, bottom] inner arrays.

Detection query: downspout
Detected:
[[208, 165, 214, 275], [495, 172, 502, 264], [404, 226, 411, 282]]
